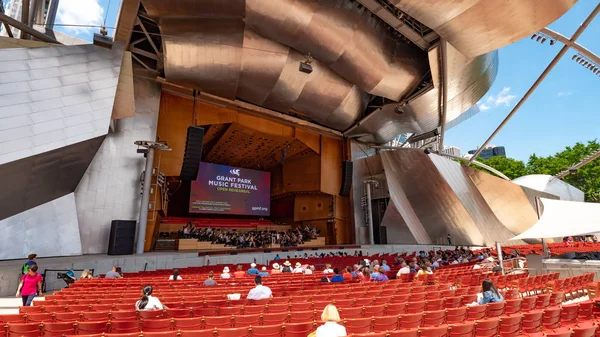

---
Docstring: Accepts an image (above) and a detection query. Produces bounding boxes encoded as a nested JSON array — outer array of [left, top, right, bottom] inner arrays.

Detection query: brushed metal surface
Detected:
[[392, 0, 577, 58], [380, 200, 418, 244], [0, 136, 105, 221]]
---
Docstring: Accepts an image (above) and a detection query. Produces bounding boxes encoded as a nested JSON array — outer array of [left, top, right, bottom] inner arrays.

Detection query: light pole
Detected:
[[134, 141, 171, 254], [363, 179, 379, 245]]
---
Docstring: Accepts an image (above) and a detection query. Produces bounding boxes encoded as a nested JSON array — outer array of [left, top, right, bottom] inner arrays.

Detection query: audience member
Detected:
[[22, 254, 37, 274], [80, 269, 94, 279], [304, 265, 314, 274], [220, 267, 231, 279], [374, 269, 389, 282], [292, 262, 304, 273], [271, 263, 282, 274], [323, 264, 334, 274], [479, 279, 504, 304], [370, 265, 380, 279], [380, 260, 391, 272], [331, 268, 344, 283], [169, 269, 182, 281], [247, 263, 259, 275], [234, 265, 245, 278], [135, 285, 166, 310], [247, 276, 272, 300], [274, 254, 281, 260], [316, 304, 346, 337], [16, 265, 42, 306], [259, 267, 270, 277], [359, 268, 371, 283], [282, 261, 292, 273], [342, 266, 353, 281], [408, 261, 417, 273], [397, 262, 410, 277], [105, 266, 122, 279], [204, 271, 217, 286]]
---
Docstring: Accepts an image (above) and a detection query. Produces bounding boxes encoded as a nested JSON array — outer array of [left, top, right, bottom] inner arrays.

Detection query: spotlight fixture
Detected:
[[299, 53, 313, 74], [531, 34, 537, 39], [550, 39, 555, 46], [572, 55, 577, 60], [536, 36, 542, 42]]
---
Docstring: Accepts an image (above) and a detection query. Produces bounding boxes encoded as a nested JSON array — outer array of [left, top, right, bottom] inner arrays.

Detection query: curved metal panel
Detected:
[[160, 18, 245, 100], [245, 0, 428, 101], [144, 0, 245, 18], [393, 0, 577, 57]]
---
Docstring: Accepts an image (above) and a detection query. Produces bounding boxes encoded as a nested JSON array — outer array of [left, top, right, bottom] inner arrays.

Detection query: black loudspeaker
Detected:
[[339, 160, 353, 197], [180, 126, 205, 180], [107, 220, 136, 255]]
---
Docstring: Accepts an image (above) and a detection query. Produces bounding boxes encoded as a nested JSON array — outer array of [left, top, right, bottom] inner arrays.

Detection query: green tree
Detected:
[[478, 156, 529, 180]]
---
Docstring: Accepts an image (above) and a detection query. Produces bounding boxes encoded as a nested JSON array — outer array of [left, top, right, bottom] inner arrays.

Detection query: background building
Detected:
[[443, 146, 461, 157], [0, 0, 59, 37], [468, 145, 506, 160]]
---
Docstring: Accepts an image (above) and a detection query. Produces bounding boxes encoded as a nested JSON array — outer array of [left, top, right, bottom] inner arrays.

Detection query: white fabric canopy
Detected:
[[511, 198, 600, 240]]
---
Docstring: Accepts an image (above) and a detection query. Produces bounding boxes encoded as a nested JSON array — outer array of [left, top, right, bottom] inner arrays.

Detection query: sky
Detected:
[[48, 1, 600, 163], [445, 1, 600, 162], [53, 0, 121, 41]]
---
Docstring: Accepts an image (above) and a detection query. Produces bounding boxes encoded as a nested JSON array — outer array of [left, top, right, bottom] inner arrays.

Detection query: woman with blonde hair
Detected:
[[315, 304, 346, 337]]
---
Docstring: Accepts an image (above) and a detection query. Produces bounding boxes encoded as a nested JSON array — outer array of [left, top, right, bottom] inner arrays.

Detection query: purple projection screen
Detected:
[[189, 162, 271, 216]]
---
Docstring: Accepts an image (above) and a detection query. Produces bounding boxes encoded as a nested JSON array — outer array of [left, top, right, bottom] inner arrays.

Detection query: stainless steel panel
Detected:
[[392, 0, 576, 58], [380, 198, 418, 244]]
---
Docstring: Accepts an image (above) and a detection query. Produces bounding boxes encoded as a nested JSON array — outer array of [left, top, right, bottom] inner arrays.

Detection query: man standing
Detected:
[[247, 276, 272, 300], [447, 234, 452, 246]]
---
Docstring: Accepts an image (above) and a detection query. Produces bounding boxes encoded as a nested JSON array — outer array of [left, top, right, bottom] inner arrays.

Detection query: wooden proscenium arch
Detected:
[[142, 90, 352, 251]]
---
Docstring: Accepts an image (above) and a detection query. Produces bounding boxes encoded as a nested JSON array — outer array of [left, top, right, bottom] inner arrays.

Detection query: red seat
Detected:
[[265, 304, 289, 313], [504, 299, 521, 315], [141, 332, 179, 337], [406, 301, 426, 314], [7, 323, 42, 337], [178, 329, 215, 337], [577, 301, 594, 320], [399, 313, 423, 329], [426, 299, 446, 311], [248, 324, 283, 337], [423, 310, 446, 327], [521, 296, 536, 312], [54, 312, 80, 322], [192, 308, 218, 317], [232, 314, 260, 328], [215, 327, 249, 337], [446, 307, 467, 324], [343, 317, 372, 334], [76, 321, 110, 334], [261, 312, 288, 325], [139, 310, 165, 320], [165, 308, 191, 318], [466, 305, 486, 321], [110, 310, 138, 321], [419, 325, 449, 337], [287, 311, 315, 323], [43, 305, 68, 313], [217, 307, 241, 316], [91, 305, 114, 312], [105, 333, 140, 337], [67, 305, 91, 312], [282, 322, 316, 337], [522, 310, 543, 334], [0, 314, 26, 323], [26, 313, 54, 323], [242, 305, 264, 315], [541, 307, 561, 330], [20, 307, 43, 314], [173, 318, 203, 330], [372, 315, 399, 332], [448, 321, 475, 337], [572, 326, 598, 337], [364, 304, 386, 317], [141, 319, 173, 332], [109, 320, 141, 333], [386, 303, 406, 315], [486, 302, 505, 318], [473, 318, 499, 337], [202, 316, 232, 329], [498, 315, 521, 337], [81, 311, 111, 321], [388, 328, 420, 337], [42, 322, 76, 337], [352, 333, 387, 337], [445, 297, 463, 309]]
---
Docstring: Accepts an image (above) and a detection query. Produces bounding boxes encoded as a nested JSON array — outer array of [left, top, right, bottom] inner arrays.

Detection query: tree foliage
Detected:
[[468, 140, 600, 202]]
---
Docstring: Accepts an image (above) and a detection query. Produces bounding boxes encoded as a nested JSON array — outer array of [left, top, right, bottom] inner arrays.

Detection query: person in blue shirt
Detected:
[[331, 268, 344, 283], [247, 263, 259, 275], [380, 260, 391, 272], [370, 265, 380, 279], [274, 254, 281, 261], [258, 267, 270, 277], [478, 279, 504, 304]]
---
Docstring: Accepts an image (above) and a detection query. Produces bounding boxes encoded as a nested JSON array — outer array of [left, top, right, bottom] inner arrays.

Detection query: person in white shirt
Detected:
[[135, 285, 166, 311], [316, 304, 346, 337], [323, 264, 334, 274], [246, 276, 272, 300], [220, 267, 231, 279], [396, 262, 410, 277], [304, 265, 314, 274], [168, 269, 182, 281], [292, 262, 304, 273]]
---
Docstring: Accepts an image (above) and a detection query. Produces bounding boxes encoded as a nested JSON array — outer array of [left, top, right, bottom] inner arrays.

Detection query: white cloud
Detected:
[[477, 87, 517, 111], [557, 90, 574, 97], [56, 0, 104, 36]]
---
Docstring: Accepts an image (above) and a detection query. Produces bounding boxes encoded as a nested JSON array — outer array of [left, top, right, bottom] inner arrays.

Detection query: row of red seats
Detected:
[[4, 301, 599, 337]]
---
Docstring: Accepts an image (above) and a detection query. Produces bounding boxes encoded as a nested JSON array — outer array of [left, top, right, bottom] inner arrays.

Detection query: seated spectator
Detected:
[[105, 266, 122, 279], [408, 261, 417, 273], [282, 261, 292, 273], [416, 264, 432, 277], [292, 262, 304, 273], [370, 265, 380, 279], [397, 262, 410, 277], [304, 265, 314, 274], [169, 269, 182, 281], [259, 267, 270, 277], [204, 271, 217, 286], [374, 270, 389, 282], [358, 268, 371, 283], [380, 260, 391, 272], [478, 279, 504, 304], [220, 267, 231, 279], [135, 285, 166, 311], [492, 261, 502, 273], [331, 268, 344, 283], [247, 263, 259, 275], [271, 263, 282, 274], [323, 264, 334, 274], [351, 265, 359, 278], [342, 266, 353, 281], [316, 304, 346, 337], [80, 269, 94, 279], [233, 265, 245, 278], [247, 276, 272, 300]]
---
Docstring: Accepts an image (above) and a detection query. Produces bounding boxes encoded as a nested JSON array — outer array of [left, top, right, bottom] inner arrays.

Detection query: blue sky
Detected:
[[445, 1, 600, 162], [53, 0, 121, 41]]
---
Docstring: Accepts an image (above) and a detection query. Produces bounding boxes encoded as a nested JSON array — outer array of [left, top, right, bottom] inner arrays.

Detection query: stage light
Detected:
[[572, 55, 577, 60], [424, 148, 431, 155], [541, 37, 546, 44], [536, 36, 542, 42], [531, 34, 537, 39], [584, 61, 589, 67], [550, 40, 555, 46]]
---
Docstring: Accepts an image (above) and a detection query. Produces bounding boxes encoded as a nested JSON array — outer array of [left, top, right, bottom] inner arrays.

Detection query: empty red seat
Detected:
[[7, 323, 41, 337], [420, 325, 449, 337], [173, 318, 203, 330], [141, 319, 172, 332], [283, 322, 316, 337], [109, 320, 140, 333], [76, 321, 110, 334], [248, 324, 282, 337], [26, 313, 54, 323], [232, 314, 260, 328], [42, 322, 76, 337], [202, 316, 232, 329]]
